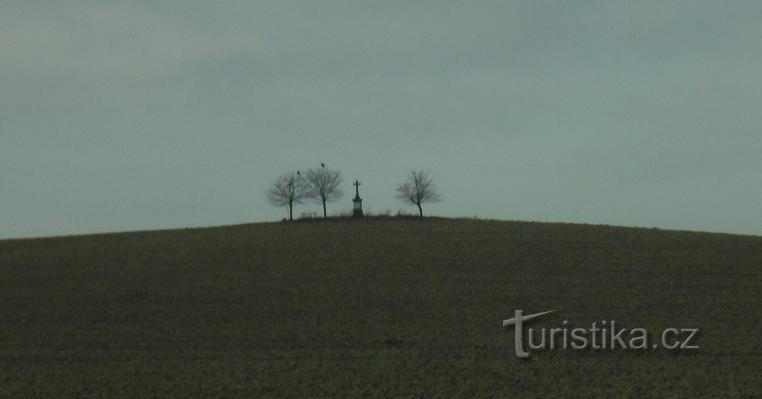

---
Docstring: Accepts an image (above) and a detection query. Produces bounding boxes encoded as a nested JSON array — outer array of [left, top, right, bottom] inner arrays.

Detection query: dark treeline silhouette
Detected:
[[266, 166, 441, 220]]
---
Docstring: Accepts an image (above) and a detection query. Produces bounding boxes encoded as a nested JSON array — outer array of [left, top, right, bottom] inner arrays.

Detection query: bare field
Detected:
[[1, 218, 760, 397]]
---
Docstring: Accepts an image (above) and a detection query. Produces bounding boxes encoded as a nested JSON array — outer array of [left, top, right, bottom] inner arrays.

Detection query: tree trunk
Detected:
[[417, 203, 423, 217], [322, 199, 327, 219], [288, 200, 293, 221]]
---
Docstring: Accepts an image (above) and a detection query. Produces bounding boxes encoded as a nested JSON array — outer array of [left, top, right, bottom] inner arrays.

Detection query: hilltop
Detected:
[[1, 218, 760, 397]]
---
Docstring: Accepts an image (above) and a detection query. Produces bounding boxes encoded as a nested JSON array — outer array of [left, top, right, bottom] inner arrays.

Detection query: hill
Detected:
[[1, 218, 760, 397]]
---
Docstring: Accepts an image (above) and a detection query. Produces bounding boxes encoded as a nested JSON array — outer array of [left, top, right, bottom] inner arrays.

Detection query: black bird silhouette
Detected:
[[321, 162, 325, 168]]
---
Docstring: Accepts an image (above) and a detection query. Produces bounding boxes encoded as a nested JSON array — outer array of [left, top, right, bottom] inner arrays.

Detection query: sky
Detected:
[[1, 0, 761, 239]]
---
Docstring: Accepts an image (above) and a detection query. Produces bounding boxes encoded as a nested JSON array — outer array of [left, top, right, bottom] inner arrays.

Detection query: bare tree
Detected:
[[266, 171, 309, 221], [306, 164, 343, 219], [396, 170, 441, 217]]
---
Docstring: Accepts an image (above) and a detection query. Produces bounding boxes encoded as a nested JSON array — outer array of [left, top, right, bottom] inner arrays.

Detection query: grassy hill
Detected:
[[1, 218, 761, 397]]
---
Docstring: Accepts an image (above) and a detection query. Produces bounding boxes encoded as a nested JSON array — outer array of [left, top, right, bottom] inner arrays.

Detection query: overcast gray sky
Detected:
[[1, 1, 761, 239]]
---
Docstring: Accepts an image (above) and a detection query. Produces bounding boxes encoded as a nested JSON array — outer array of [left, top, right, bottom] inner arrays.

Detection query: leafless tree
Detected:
[[306, 164, 343, 219], [396, 170, 441, 217], [266, 171, 309, 221]]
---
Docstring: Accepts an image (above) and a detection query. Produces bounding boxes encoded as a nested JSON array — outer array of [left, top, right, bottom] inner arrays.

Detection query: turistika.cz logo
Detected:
[[502, 310, 699, 358]]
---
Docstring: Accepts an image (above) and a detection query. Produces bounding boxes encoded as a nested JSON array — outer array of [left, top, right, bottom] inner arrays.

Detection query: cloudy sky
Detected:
[[1, 1, 761, 238]]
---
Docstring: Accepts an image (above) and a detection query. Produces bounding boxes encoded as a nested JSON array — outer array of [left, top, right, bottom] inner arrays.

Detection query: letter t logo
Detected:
[[503, 310, 556, 358]]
